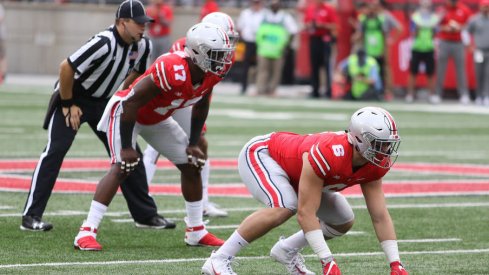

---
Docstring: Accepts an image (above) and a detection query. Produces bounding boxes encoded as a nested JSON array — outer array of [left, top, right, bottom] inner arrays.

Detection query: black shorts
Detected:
[[410, 50, 435, 76]]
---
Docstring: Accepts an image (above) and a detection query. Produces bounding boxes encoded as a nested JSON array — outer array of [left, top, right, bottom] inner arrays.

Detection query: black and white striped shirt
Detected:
[[55, 25, 152, 99]]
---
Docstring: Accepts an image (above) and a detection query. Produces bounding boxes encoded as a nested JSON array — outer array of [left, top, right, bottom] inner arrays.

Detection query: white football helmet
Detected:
[[202, 12, 240, 47], [185, 22, 233, 76], [348, 107, 401, 169]]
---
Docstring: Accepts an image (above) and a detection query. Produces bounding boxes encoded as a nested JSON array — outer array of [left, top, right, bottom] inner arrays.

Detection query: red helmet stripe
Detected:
[[383, 110, 398, 135]]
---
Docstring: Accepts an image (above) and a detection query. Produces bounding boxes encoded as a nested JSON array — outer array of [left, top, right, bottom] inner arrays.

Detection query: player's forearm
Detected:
[[371, 212, 397, 242], [58, 59, 75, 100], [189, 95, 210, 146], [122, 71, 141, 90], [119, 98, 140, 149]]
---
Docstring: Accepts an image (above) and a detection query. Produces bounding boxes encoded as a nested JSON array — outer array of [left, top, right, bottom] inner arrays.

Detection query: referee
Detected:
[[21, 0, 175, 231]]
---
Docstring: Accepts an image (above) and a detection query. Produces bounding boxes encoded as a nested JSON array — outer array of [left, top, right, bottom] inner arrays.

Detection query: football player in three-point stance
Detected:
[[73, 22, 234, 250], [202, 107, 408, 275], [143, 12, 239, 218]]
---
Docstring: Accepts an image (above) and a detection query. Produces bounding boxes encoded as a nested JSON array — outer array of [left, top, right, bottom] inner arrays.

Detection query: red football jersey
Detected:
[[267, 131, 389, 192], [115, 51, 222, 125]]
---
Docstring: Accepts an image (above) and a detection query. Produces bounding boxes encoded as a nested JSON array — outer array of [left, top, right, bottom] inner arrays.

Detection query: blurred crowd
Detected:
[[3, 0, 489, 105]]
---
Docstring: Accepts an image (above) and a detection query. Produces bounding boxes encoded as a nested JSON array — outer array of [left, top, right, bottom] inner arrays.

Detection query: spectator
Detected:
[[202, 107, 407, 275], [21, 0, 175, 232], [200, 0, 219, 20], [73, 22, 234, 251], [302, 0, 337, 99], [0, 3, 6, 84], [255, 0, 298, 97], [146, 0, 173, 61], [338, 47, 382, 101], [406, 0, 440, 103], [356, 0, 402, 101], [434, 0, 471, 104], [237, 0, 266, 94], [466, 0, 489, 106]]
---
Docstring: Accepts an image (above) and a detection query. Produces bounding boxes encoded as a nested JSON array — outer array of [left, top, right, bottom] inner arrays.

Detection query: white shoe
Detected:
[[483, 97, 489, 106], [405, 94, 414, 103], [475, 97, 483, 105], [202, 251, 237, 275], [270, 236, 315, 275], [429, 94, 441, 104], [204, 202, 228, 217], [459, 94, 470, 105]]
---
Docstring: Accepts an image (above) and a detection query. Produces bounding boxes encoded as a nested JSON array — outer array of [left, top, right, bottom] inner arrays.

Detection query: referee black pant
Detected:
[[309, 36, 332, 98], [22, 96, 158, 222]]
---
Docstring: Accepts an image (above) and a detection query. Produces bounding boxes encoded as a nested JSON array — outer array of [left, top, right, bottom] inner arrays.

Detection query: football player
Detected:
[[202, 107, 408, 275], [73, 22, 234, 251], [143, 12, 239, 217]]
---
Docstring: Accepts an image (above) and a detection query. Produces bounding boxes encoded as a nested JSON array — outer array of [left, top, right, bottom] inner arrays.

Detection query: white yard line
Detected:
[[0, 249, 488, 269], [398, 238, 461, 243], [2, 202, 489, 218]]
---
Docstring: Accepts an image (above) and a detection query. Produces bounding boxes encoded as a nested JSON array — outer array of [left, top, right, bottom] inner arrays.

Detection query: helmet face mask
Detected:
[[185, 22, 234, 76], [348, 107, 401, 169]]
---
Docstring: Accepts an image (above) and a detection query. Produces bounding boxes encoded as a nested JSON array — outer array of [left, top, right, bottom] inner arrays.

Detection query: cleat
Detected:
[[74, 236, 102, 251], [135, 214, 176, 229], [20, 216, 53, 232], [428, 94, 441, 104], [186, 232, 225, 247], [202, 251, 237, 275], [270, 236, 315, 275], [204, 202, 228, 217], [321, 258, 341, 275]]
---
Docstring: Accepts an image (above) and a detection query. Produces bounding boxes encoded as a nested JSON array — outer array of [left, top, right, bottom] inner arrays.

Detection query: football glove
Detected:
[[390, 261, 408, 275]]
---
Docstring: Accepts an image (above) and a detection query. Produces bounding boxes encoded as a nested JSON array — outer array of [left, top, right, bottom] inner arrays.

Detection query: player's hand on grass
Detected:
[[390, 261, 408, 275]]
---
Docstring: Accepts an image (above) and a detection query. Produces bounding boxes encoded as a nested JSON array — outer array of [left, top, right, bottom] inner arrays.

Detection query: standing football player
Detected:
[[202, 107, 408, 275], [143, 12, 239, 218], [73, 22, 234, 250]]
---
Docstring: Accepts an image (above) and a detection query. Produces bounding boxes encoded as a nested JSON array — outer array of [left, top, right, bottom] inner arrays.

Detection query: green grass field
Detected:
[[0, 80, 489, 274]]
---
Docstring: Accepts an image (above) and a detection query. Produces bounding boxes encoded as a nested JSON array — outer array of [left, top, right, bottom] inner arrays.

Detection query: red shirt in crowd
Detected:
[[437, 2, 471, 42], [200, 0, 219, 20], [146, 3, 174, 37], [302, 2, 337, 38]]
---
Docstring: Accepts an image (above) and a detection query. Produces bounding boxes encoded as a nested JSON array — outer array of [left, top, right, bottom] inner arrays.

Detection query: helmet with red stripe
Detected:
[[202, 12, 239, 48], [348, 107, 401, 168], [185, 22, 234, 76]]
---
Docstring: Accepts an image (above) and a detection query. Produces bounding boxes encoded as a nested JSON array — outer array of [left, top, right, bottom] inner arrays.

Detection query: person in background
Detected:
[[21, 0, 175, 232], [356, 0, 402, 101], [146, 0, 173, 61], [406, 0, 440, 103], [202, 106, 407, 275], [433, 0, 472, 104], [302, 0, 337, 99], [237, 0, 266, 94], [0, 3, 6, 84], [466, 0, 489, 106], [255, 0, 298, 97], [338, 47, 382, 101], [200, 0, 219, 20]]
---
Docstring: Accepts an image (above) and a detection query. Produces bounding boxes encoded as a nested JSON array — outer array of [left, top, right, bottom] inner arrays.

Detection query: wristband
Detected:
[[381, 240, 400, 263], [305, 229, 332, 259], [60, 98, 74, 108]]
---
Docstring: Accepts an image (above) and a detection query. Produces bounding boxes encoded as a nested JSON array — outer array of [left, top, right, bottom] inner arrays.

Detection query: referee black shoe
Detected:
[[20, 216, 53, 231], [135, 215, 176, 229]]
